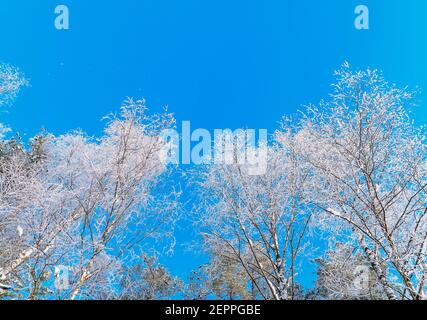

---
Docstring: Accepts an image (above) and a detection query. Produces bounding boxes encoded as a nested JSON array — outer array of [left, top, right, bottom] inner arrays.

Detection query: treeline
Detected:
[[0, 62, 425, 300]]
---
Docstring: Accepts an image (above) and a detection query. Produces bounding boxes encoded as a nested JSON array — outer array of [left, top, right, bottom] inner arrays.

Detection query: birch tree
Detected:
[[276, 63, 427, 300], [46, 99, 178, 300], [0, 97, 179, 299], [197, 134, 312, 300], [0, 63, 31, 296]]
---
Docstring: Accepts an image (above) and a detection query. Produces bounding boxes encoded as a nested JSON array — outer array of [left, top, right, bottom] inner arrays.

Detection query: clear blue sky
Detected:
[[1, 0, 427, 289]]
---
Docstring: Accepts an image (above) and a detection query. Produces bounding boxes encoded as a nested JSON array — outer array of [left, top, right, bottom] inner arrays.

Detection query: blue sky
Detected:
[[1, 0, 427, 289]]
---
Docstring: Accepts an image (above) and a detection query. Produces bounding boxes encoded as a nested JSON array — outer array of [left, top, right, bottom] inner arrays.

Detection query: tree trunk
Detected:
[[361, 240, 397, 300]]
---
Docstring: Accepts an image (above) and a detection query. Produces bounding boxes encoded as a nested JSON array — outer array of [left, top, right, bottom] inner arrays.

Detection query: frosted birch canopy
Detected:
[[0, 96, 179, 299], [0, 63, 28, 107], [275, 63, 427, 300], [1, 61, 425, 300]]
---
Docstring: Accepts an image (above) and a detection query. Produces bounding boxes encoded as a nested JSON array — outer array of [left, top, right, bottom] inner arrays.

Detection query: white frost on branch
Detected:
[[0, 62, 28, 106]]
